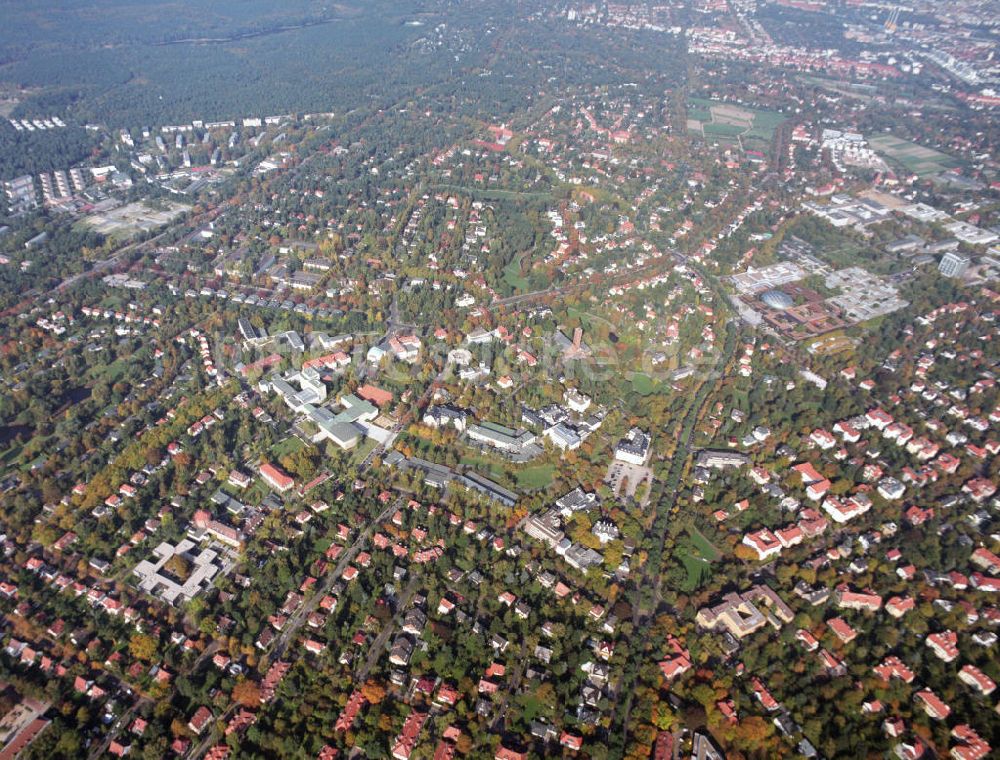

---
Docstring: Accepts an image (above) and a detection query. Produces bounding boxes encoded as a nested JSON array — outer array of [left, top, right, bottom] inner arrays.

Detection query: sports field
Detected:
[[687, 98, 786, 153], [868, 134, 961, 177]]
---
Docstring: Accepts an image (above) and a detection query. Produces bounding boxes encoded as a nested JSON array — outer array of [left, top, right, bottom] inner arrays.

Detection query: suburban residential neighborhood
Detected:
[[0, 0, 998, 759]]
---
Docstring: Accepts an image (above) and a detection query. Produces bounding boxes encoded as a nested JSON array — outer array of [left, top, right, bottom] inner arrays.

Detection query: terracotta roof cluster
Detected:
[[260, 660, 291, 704]]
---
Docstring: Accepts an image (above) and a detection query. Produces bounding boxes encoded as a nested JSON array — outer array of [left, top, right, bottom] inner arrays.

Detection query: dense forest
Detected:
[[0, 125, 99, 178], [0, 0, 691, 131], [0, 0, 449, 127]]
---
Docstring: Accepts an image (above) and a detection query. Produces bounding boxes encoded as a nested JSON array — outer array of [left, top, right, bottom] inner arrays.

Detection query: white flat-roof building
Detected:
[[132, 540, 222, 605]]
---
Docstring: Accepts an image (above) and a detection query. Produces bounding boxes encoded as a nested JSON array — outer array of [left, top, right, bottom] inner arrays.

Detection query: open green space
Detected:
[[688, 97, 718, 109], [703, 122, 746, 138], [88, 358, 129, 384], [502, 260, 530, 293], [689, 526, 722, 561], [460, 455, 506, 483], [0, 443, 24, 467], [349, 437, 378, 464], [674, 527, 722, 592], [630, 372, 661, 396], [515, 464, 555, 491], [687, 98, 786, 149], [271, 435, 306, 459], [678, 550, 711, 592], [869, 134, 962, 177], [745, 110, 788, 140]]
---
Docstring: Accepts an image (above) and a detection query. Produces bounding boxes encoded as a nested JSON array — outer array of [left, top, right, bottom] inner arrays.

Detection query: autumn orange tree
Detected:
[[129, 633, 158, 662], [360, 679, 386, 704], [231, 680, 262, 708]]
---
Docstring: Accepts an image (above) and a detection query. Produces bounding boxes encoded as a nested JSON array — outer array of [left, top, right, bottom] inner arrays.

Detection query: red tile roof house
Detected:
[[716, 698, 738, 725], [793, 461, 824, 484], [833, 421, 861, 443], [798, 509, 829, 538], [259, 462, 294, 492], [866, 408, 894, 430], [560, 732, 583, 751], [495, 748, 527, 760], [171, 738, 191, 755], [776, 525, 803, 549], [391, 710, 428, 760], [188, 706, 214, 735], [926, 630, 959, 662], [335, 690, 366, 732], [434, 683, 459, 707], [658, 650, 692, 682], [958, 664, 996, 696], [742, 529, 782, 560], [970, 573, 1000, 592], [827, 617, 857, 644], [885, 596, 915, 618], [225, 709, 257, 737], [810, 428, 837, 450], [818, 649, 845, 674], [861, 700, 883, 715], [433, 740, 456, 760], [653, 731, 674, 760], [304, 639, 326, 655], [806, 478, 832, 502], [971, 547, 1000, 575], [750, 677, 779, 711], [951, 724, 991, 760], [962, 478, 997, 503], [915, 689, 951, 720], [882, 718, 905, 739], [934, 453, 960, 474], [795, 629, 819, 651], [73, 675, 92, 693], [948, 571, 970, 590], [835, 587, 882, 612], [894, 737, 926, 760], [874, 656, 915, 684], [477, 679, 499, 695]]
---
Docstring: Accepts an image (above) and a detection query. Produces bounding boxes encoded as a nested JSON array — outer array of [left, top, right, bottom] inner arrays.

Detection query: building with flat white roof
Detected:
[[545, 423, 582, 451], [132, 540, 223, 605], [939, 251, 970, 279]]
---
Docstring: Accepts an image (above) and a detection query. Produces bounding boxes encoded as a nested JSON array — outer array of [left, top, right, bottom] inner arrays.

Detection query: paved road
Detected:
[[186, 702, 239, 760], [489, 640, 528, 732], [267, 498, 401, 663], [613, 266, 740, 749], [353, 575, 420, 683], [87, 697, 151, 760], [54, 206, 224, 294], [186, 499, 401, 760]]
